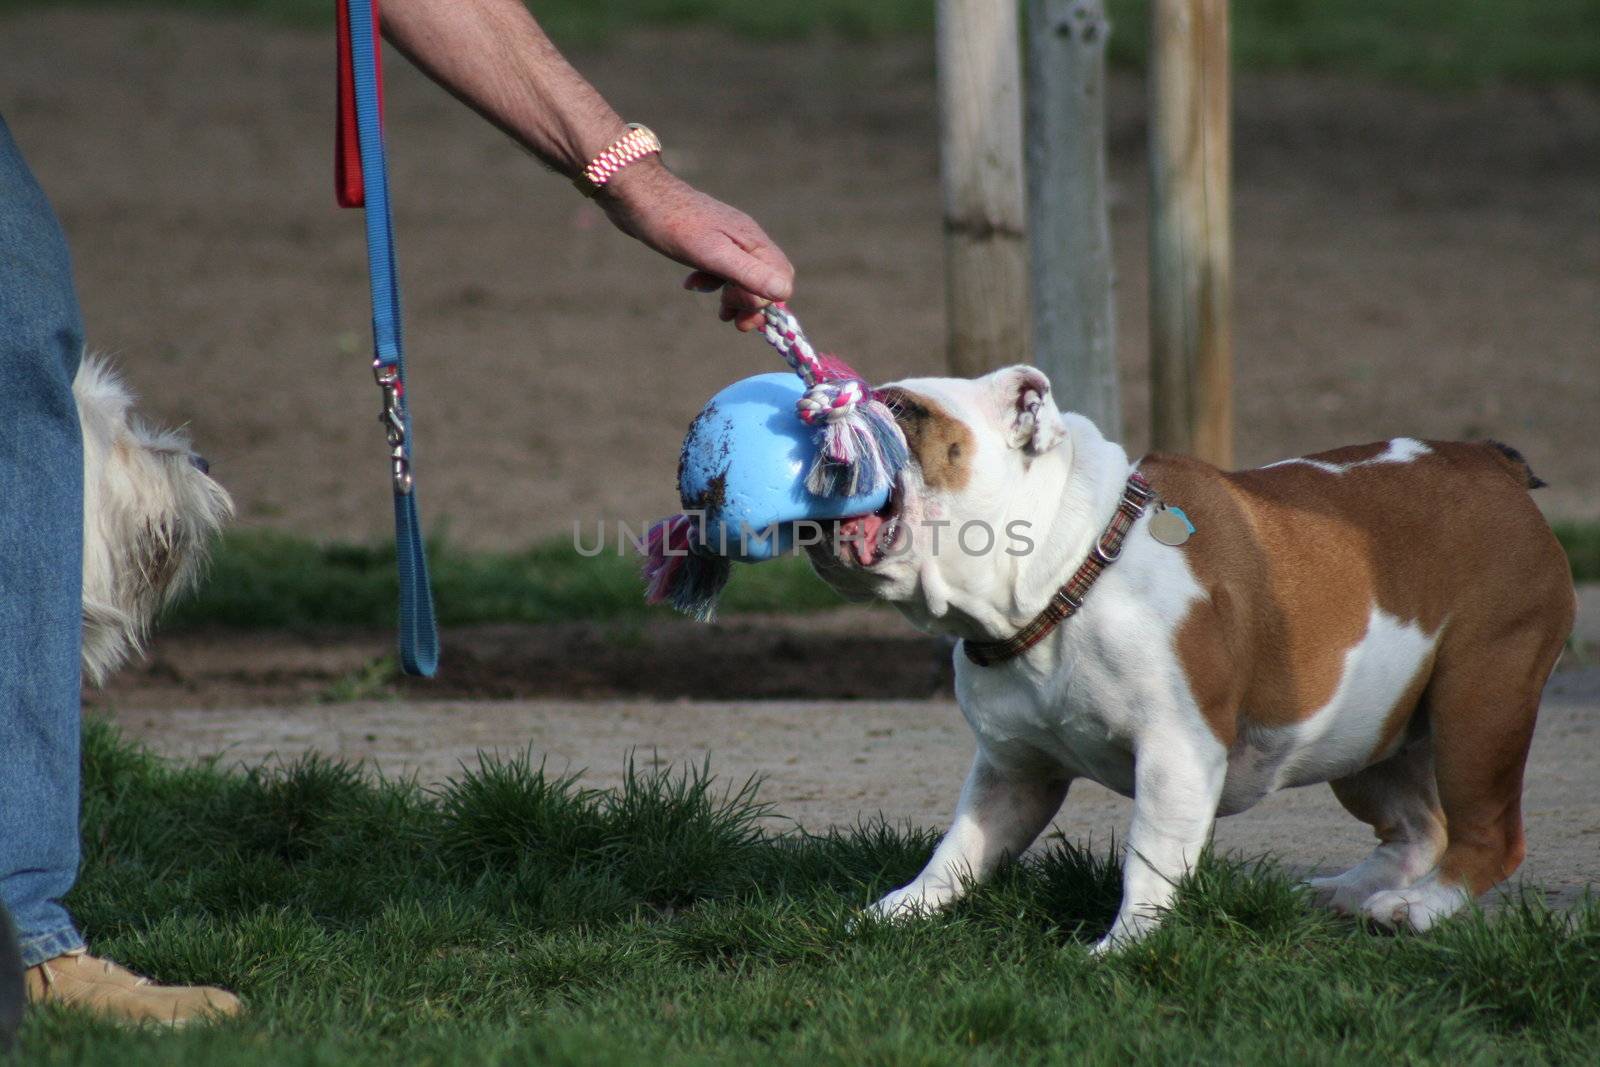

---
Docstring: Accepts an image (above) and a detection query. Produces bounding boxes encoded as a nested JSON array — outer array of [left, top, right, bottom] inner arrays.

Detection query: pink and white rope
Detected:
[[756, 303, 907, 499], [759, 303, 866, 427]]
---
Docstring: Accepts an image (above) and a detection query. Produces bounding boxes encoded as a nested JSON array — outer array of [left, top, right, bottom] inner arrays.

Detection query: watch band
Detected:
[[574, 123, 661, 197]]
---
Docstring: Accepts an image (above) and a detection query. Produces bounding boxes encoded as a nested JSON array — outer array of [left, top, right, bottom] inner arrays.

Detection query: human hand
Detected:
[[598, 160, 794, 331]]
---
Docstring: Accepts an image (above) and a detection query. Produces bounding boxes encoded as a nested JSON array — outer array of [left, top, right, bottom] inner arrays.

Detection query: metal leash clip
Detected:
[[374, 360, 414, 495]]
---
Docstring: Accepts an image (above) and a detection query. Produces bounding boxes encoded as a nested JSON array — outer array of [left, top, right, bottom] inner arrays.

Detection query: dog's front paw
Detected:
[[1089, 910, 1158, 956], [1088, 935, 1119, 957], [868, 885, 938, 924]]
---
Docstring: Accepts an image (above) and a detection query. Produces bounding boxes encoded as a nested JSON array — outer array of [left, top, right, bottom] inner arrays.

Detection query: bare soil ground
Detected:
[[86, 609, 957, 707], [3, 11, 1596, 548]]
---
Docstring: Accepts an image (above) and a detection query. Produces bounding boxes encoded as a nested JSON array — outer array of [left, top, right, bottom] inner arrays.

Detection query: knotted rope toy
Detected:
[[757, 303, 907, 498], [642, 304, 908, 620]]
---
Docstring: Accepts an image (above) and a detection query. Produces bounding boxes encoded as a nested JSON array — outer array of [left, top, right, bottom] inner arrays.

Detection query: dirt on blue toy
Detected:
[[642, 306, 906, 620], [677, 373, 891, 563]]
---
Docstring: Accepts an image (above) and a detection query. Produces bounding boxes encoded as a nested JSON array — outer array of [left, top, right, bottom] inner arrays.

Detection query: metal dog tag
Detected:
[[1148, 507, 1192, 547]]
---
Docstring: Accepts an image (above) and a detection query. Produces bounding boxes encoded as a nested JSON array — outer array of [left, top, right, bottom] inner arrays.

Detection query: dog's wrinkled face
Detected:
[[77, 357, 233, 684], [806, 365, 1067, 627]]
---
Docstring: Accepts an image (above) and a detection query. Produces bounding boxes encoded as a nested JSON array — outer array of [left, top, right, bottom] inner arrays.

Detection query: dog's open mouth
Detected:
[[834, 484, 903, 568]]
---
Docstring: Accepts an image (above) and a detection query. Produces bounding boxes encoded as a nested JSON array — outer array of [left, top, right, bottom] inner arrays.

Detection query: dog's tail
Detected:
[[1483, 439, 1548, 490]]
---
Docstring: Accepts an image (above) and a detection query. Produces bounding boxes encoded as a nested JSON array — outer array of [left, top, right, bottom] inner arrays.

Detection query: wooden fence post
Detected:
[[1026, 0, 1119, 439], [937, 0, 1030, 376], [1148, 0, 1233, 465]]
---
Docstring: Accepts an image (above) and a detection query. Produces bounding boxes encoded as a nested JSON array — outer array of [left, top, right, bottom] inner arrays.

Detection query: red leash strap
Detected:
[[335, 0, 384, 208]]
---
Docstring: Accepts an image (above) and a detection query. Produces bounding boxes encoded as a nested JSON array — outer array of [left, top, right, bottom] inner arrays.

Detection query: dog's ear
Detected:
[[993, 366, 1066, 455]]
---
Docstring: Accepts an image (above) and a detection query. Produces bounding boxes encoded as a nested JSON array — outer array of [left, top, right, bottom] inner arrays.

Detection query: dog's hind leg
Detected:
[[1360, 621, 1566, 931], [1306, 738, 1446, 915], [869, 751, 1068, 921]]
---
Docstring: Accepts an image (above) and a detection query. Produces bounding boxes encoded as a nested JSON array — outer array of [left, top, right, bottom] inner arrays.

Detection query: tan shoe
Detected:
[[25, 949, 240, 1026]]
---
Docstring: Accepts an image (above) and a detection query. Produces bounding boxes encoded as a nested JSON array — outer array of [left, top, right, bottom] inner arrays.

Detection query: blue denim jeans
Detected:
[[0, 115, 87, 967]]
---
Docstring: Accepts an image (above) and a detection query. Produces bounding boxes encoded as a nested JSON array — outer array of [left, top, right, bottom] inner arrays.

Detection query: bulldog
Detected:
[[808, 366, 1575, 951]]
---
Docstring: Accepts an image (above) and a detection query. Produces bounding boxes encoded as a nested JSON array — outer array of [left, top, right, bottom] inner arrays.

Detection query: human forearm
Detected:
[[380, 0, 624, 177], [377, 0, 794, 321]]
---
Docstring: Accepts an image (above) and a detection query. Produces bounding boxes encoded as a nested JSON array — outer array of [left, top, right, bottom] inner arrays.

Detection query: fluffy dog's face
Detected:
[[806, 365, 1067, 629], [77, 358, 233, 684]]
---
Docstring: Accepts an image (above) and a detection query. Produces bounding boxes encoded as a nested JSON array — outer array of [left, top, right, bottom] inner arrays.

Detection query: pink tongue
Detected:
[[838, 512, 887, 566]]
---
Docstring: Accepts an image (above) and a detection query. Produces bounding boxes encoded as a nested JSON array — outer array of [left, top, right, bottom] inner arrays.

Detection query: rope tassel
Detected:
[[641, 513, 732, 622], [759, 304, 907, 499]]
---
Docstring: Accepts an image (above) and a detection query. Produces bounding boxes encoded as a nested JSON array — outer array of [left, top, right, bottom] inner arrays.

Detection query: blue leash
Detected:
[[344, 0, 439, 677]]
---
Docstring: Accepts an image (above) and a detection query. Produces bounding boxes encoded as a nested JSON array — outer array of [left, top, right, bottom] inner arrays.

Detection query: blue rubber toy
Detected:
[[678, 373, 891, 562], [643, 305, 906, 621]]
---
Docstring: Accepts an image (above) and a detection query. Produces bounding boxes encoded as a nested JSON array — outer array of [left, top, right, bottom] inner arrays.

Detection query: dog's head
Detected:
[[77, 357, 233, 684], [806, 365, 1068, 631]]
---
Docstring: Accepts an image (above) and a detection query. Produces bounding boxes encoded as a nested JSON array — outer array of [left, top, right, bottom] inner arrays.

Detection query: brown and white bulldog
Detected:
[[808, 366, 1575, 951]]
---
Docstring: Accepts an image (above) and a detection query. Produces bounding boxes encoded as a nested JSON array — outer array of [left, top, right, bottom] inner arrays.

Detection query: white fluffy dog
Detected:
[[76, 356, 233, 684]]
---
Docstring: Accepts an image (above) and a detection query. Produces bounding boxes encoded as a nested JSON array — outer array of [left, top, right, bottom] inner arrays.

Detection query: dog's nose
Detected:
[[190, 454, 210, 476]]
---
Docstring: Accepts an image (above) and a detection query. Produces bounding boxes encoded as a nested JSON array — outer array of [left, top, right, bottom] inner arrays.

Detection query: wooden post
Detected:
[[937, 0, 1030, 376], [1148, 0, 1232, 465], [1026, 0, 1119, 440]]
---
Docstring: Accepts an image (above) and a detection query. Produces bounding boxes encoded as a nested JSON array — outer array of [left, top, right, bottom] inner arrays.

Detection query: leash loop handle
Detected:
[[339, 0, 439, 677]]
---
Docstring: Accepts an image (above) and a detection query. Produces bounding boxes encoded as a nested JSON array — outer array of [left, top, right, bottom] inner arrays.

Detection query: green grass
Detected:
[[0, 0, 935, 39], [161, 528, 844, 630], [1555, 521, 1600, 586], [1106, 0, 1600, 88], [17, 720, 1600, 1064], [5, 0, 1600, 86], [163, 521, 1600, 632]]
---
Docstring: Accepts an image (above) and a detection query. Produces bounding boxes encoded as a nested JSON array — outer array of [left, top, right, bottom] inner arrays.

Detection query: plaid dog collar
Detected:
[[962, 472, 1157, 668]]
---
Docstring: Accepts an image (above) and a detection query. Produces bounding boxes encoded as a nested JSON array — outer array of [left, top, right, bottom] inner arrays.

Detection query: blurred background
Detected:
[[2, 0, 1595, 661]]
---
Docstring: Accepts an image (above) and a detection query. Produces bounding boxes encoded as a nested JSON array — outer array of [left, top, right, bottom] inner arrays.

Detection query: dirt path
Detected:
[[105, 667, 1600, 911], [83, 609, 956, 708], [2, 10, 1595, 550]]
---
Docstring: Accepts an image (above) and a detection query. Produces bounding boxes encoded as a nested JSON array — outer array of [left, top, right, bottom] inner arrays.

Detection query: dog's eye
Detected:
[[947, 442, 962, 462], [885, 396, 924, 425]]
